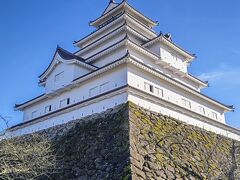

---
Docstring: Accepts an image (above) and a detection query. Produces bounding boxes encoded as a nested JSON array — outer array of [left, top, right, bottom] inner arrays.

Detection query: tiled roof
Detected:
[[38, 46, 98, 78]]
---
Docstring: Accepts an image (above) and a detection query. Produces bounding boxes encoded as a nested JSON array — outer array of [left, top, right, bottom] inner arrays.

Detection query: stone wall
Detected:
[[45, 103, 131, 179], [1, 102, 240, 180], [129, 102, 240, 180]]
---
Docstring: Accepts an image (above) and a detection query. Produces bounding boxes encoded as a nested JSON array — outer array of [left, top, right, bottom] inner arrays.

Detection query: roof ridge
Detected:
[[102, 0, 120, 15], [90, 0, 157, 27]]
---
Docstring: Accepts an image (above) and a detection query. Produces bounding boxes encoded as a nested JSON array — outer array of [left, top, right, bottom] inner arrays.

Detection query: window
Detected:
[[60, 98, 70, 108], [55, 71, 64, 82], [144, 82, 154, 93], [100, 82, 110, 93], [211, 112, 217, 120], [154, 87, 164, 97], [89, 86, 99, 97], [31, 110, 38, 119], [45, 105, 52, 113], [198, 106, 205, 114], [182, 99, 191, 109], [150, 85, 154, 93]]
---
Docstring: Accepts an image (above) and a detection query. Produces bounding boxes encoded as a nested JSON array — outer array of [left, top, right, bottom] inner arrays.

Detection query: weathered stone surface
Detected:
[[129, 102, 240, 179], [3, 102, 240, 179]]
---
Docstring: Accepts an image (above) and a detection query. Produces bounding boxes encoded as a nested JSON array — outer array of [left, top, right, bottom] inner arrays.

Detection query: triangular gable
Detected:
[[39, 46, 98, 81]]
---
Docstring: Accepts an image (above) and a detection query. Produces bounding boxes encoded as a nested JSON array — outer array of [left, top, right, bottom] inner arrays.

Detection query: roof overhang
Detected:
[[74, 12, 157, 48], [15, 94, 46, 111], [143, 35, 196, 62], [15, 54, 233, 113], [187, 74, 208, 88], [90, 1, 158, 29], [76, 24, 151, 56], [127, 56, 234, 112], [15, 54, 130, 111], [39, 47, 98, 84]]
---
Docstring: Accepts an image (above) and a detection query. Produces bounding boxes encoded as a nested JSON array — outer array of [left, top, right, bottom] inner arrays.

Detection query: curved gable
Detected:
[[39, 47, 98, 84]]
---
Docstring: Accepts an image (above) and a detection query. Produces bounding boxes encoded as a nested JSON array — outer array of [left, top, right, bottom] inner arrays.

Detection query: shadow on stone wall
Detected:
[[49, 104, 131, 180]]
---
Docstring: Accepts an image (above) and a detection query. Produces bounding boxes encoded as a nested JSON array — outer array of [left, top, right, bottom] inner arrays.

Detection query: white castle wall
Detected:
[[128, 47, 202, 91], [79, 33, 126, 59], [147, 43, 188, 73], [127, 65, 226, 124], [23, 65, 128, 122], [46, 63, 91, 93], [8, 92, 128, 138], [91, 47, 127, 67]]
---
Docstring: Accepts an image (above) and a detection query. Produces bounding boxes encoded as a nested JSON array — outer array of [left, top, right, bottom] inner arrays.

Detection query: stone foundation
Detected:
[[2, 102, 240, 179]]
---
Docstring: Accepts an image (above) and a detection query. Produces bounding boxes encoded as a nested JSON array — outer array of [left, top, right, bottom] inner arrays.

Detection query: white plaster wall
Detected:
[[160, 44, 188, 73], [45, 63, 91, 93], [91, 46, 127, 67], [127, 65, 226, 124], [128, 47, 201, 91], [78, 27, 146, 60], [23, 65, 128, 122], [79, 33, 126, 59], [148, 43, 160, 55], [126, 17, 156, 39], [73, 65, 91, 79], [45, 63, 74, 93], [78, 19, 125, 49], [9, 92, 128, 138], [146, 43, 187, 73]]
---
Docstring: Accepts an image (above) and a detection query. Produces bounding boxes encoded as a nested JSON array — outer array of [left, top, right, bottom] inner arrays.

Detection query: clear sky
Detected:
[[0, 0, 240, 131]]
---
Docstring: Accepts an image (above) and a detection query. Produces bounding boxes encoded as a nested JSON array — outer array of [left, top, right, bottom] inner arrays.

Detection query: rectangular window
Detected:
[[211, 112, 217, 120], [100, 82, 110, 93], [31, 110, 38, 119], [144, 82, 154, 93], [89, 86, 99, 97], [182, 99, 191, 109], [55, 71, 64, 82], [150, 85, 154, 93], [198, 106, 205, 114], [60, 98, 70, 108], [45, 105, 52, 113], [154, 87, 164, 97]]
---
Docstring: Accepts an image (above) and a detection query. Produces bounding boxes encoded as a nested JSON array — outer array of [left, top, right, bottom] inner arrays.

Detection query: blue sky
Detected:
[[0, 0, 240, 131]]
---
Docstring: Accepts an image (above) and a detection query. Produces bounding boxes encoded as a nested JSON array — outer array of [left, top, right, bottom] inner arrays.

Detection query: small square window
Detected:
[[60, 98, 70, 108], [45, 105, 52, 113], [155, 87, 164, 97], [89, 86, 99, 97], [144, 82, 154, 93], [150, 85, 154, 93], [31, 110, 38, 119], [55, 71, 64, 82], [211, 112, 217, 120], [100, 82, 110, 93], [182, 99, 191, 109], [198, 106, 205, 114]]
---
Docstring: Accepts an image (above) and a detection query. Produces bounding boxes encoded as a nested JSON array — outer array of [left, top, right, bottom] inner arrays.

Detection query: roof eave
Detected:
[[14, 94, 46, 111], [74, 13, 125, 46], [89, 1, 124, 27], [144, 36, 196, 61], [90, 2, 157, 28]]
